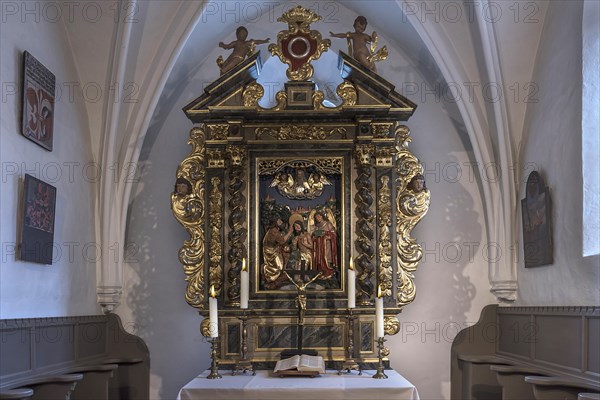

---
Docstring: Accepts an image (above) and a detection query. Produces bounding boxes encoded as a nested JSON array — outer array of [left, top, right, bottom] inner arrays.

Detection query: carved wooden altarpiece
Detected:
[[171, 7, 429, 367]]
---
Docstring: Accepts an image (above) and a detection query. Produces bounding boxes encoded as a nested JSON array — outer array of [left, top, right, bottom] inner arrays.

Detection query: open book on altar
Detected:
[[274, 355, 325, 375]]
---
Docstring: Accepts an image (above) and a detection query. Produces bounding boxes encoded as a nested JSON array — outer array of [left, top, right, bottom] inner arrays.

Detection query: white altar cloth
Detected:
[[177, 369, 419, 400]]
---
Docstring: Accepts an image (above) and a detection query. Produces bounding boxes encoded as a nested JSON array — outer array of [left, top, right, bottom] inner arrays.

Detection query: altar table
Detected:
[[177, 369, 419, 400]]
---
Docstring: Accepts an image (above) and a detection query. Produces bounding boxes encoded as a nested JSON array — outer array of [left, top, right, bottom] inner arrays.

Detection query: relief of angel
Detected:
[[307, 172, 331, 193], [270, 172, 295, 194], [270, 169, 331, 200]]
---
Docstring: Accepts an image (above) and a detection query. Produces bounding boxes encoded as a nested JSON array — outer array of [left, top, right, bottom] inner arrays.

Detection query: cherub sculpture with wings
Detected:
[[270, 169, 331, 200]]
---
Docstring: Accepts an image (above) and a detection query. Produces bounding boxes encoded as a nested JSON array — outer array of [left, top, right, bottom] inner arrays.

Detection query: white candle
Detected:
[[347, 257, 356, 309], [209, 285, 218, 338], [240, 258, 249, 309], [375, 285, 384, 338]]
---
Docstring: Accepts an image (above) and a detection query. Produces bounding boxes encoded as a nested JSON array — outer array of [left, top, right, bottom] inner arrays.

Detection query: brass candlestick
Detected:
[[233, 311, 255, 375], [207, 337, 222, 379], [339, 308, 362, 375], [373, 337, 388, 379]]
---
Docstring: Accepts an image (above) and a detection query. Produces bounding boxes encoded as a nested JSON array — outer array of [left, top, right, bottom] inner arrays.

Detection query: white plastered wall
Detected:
[[515, 0, 600, 306], [0, 8, 99, 318]]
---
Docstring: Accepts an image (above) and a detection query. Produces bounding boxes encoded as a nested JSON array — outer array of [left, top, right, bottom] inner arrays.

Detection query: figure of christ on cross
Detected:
[[283, 268, 322, 326], [281, 267, 322, 357]]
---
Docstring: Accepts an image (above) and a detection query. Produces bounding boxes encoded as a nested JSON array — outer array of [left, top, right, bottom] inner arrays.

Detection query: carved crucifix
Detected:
[[283, 269, 322, 326], [282, 269, 322, 355]]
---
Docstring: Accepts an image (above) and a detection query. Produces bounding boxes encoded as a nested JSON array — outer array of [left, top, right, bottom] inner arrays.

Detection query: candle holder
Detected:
[[233, 311, 255, 376], [338, 308, 362, 375], [207, 337, 222, 379], [372, 337, 388, 379]]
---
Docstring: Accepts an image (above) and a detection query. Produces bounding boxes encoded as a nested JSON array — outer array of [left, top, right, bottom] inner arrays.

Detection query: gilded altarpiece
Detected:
[[171, 7, 429, 366]]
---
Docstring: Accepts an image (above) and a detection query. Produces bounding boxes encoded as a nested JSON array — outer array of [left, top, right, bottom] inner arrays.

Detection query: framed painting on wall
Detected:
[[21, 51, 55, 151], [20, 174, 57, 264], [521, 171, 553, 268]]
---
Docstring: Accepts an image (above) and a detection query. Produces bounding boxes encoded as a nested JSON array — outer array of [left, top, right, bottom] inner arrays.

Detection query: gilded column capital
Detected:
[[355, 144, 375, 166]]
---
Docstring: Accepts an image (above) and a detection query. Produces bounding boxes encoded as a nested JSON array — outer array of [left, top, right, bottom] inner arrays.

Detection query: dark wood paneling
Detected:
[[0, 328, 31, 376], [535, 315, 582, 369], [78, 322, 107, 359], [498, 314, 531, 358], [588, 317, 600, 374], [35, 324, 75, 368]]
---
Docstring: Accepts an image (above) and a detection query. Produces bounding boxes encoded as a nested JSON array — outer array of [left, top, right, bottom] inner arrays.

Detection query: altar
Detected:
[[171, 5, 430, 382], [177, 370, 419, 400]]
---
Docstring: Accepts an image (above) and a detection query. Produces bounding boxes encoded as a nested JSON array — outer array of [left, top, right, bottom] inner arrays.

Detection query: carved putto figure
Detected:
[[330, 16, 388, 72], [217, 26, 270, 75]]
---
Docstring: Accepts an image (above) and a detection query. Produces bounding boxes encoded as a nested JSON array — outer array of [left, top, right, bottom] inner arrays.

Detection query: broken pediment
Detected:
[[183, 50, 416, 124]]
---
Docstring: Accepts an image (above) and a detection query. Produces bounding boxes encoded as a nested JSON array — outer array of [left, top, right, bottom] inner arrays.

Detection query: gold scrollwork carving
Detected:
[[271, 91, 288, 111], [395, 125, 411, 148], [384, 316, 400, 336], [200, 318, 211, 337], [336, 81, 357, 106], [313, 90, 325, 110], [255, 125, 346, 140], [243, 83, 288, 112], [371, 122, 394, 138], [378, 175, 393, 297], [382, 346, 391, 358], [394, 125, 430, 307], [208, 177, 223, 295], [207, 149, 225, 169], [207, 124, 228, 140], [375, 147, 394, 168], [395, 125, 420, 192], [258, 158, 343, 176], [242, 82, 264, 107], [171, 126, 207, 310]]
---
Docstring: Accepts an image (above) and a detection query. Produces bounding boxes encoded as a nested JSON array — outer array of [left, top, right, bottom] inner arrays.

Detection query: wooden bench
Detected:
[[452, 305, 600, 400], [0, 388, 33, 400], [579, 394, 600, 400], [0, 314, 149, 400]]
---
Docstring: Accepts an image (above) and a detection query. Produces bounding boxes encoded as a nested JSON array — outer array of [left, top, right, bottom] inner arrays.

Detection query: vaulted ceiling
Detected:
[[61, 0, 549, 309]]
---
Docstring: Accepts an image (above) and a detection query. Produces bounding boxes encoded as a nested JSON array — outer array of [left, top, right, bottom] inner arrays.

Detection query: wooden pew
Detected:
[[14, 374, 82, 400], [457, 355, 510, 399], [0, 388, 33, 400], [70, 364, 118, 400], [579, 394, 600, 400], [490, 365, 549, 400], [525, 376, 600, 400], [103, 358, 148, 400], [0, 314, 149, 399], [451, 305, 600, 400]]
